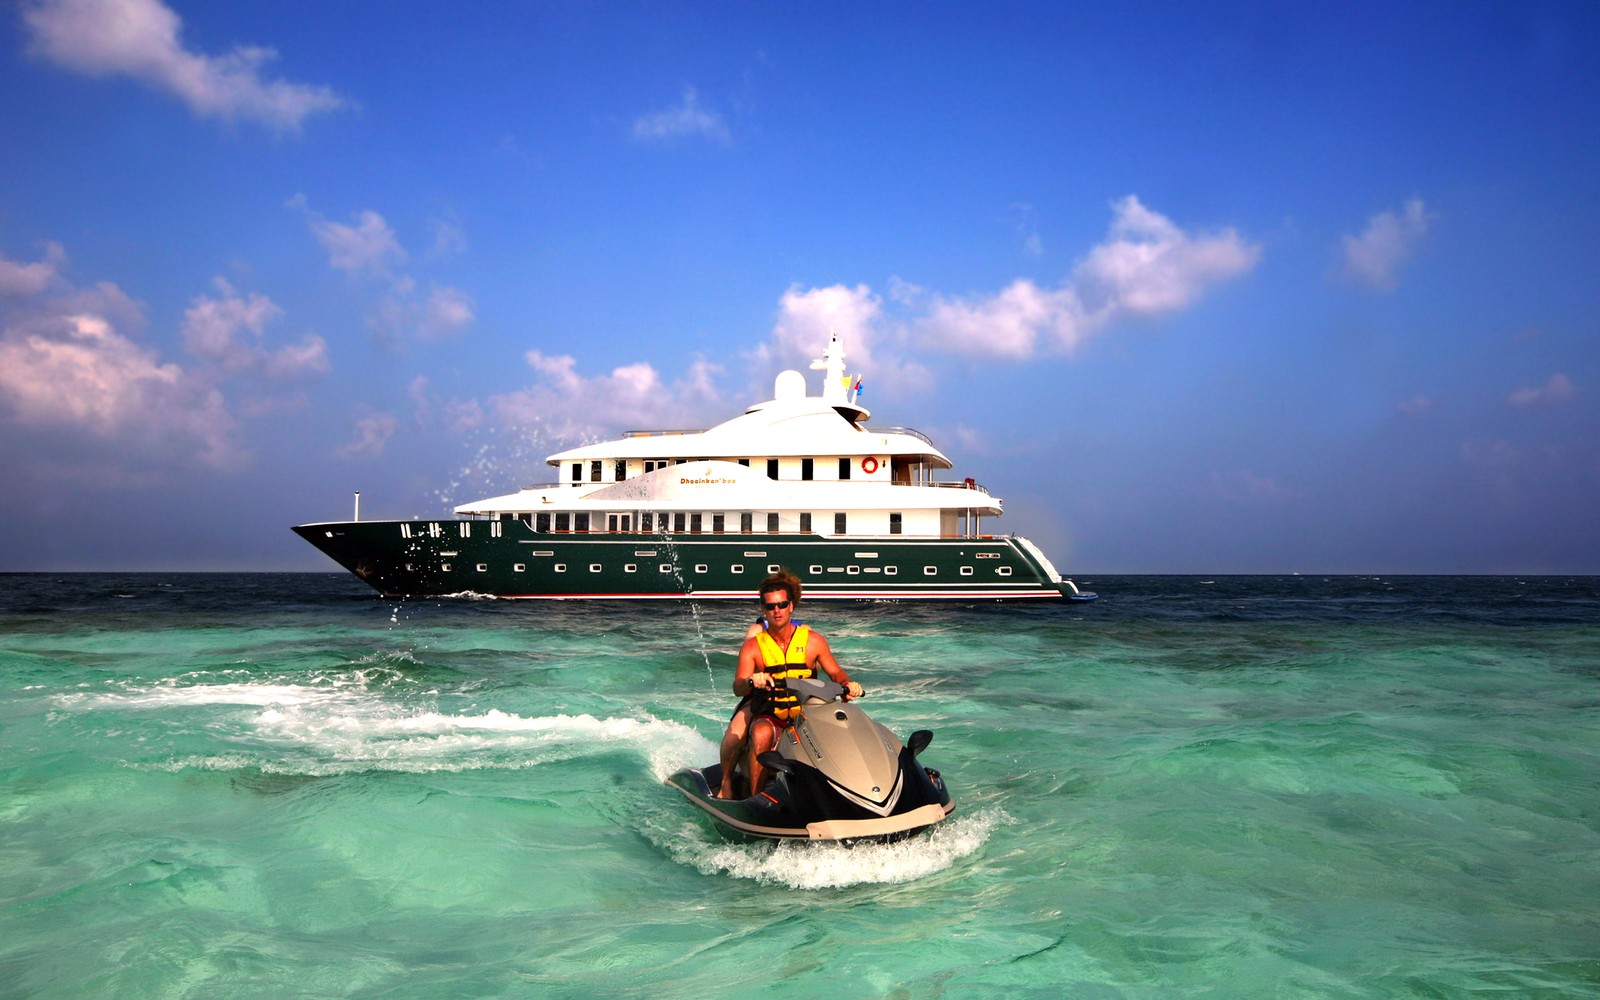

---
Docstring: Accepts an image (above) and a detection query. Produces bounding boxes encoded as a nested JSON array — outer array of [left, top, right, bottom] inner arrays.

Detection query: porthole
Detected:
[[555, 564, 567, 573], [476, 563, 488, 572], [660, 564, 673, 574], [960, 566, 974, 577], [695, 564, 708, 574], [809, 565, 823, 575], [847, 566, 860, 575], [731, 564, 744, 574], [625, 564, 638, 573], [885, 566, 898, 576], [590, 564, 603, 573], [514, 563, 526, 572], [924, 566, 937, 576], [997, 566, 1012, 576], [442, 563, 453, 572]]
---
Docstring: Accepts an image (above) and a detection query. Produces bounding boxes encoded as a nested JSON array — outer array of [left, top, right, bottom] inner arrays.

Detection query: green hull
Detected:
[[293, 519, 1070, 600]]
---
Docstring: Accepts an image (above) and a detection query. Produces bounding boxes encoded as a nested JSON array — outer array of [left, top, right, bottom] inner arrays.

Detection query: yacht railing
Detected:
[[864, 425, 934, 447], [623, 428, 707, 438], [931, 478, 990, 495]]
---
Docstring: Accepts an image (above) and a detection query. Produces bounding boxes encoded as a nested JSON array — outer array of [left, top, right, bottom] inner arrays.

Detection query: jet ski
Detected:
[[666, 676, 955, 841]]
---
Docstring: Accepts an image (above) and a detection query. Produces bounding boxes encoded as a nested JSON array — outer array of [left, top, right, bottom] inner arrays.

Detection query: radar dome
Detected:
[[774, 369, 807, 400]]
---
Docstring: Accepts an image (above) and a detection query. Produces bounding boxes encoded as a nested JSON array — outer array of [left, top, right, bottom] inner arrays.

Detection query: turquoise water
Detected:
[[2, 574, 1597, 997]]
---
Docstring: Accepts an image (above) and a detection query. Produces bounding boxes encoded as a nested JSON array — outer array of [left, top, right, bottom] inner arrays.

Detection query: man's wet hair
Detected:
[[758, 568, 803, 606]]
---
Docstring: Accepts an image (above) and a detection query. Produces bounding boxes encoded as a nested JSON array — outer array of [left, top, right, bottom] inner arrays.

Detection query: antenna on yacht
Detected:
[[813, 330, 858, 405]]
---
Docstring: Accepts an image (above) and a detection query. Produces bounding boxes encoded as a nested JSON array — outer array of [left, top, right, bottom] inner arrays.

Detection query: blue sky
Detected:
[[2, 0, 1597, 574]]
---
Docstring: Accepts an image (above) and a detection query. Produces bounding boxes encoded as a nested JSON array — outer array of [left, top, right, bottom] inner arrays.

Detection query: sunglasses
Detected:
[[761, 600, 791, 611]]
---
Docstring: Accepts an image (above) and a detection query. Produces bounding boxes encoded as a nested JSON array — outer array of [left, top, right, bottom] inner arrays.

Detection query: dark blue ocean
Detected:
[[2, 574, 1597, 997]]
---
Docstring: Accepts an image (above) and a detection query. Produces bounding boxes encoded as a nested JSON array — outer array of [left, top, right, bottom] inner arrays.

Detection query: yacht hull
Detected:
[[293, 519, 1074, 600]]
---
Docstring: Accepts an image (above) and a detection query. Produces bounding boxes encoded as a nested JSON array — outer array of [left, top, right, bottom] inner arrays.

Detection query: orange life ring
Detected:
[[861, 456, 879, 474]]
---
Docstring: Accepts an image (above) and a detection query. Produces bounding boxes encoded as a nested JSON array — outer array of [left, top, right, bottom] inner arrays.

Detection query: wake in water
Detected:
[[53, 665, 714, 779], [652, 808, 1008, 889]]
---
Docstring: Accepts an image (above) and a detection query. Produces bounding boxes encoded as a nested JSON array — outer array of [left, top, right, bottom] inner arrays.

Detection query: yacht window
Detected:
[[712, 513, 725, 533], [767, 512, 779, 533], [614, 460, 626, 481], [885, 566, 898, 576], [732, 564, 744, 574], [690, 512, 703, 533], [997, 567, 1012, 576], [673, 512, 686, 533], [571, 463, 581, 483], [641, 512, 654, 532], [555, 513, 571, 532], [590, 460, 602, 483], [767, 458, 779, 480], [625, 564, 637, 573], [460, 522, 471, 538], [536, 513, 551, 533], [476, 563, 487, 572], [514, 563, 526, 573], [574, 513, 590, 532], [590, 564, 603, 573], [740, 512, 753, 533], [695, 564, 708, 573], [801, 458, 814, 481], [838, 458, 850, 480], [834, 513, 847, 534], [809, 564, 823, 575], [799, 512, 812, 533], [889, 512, 903, 535], [960, 566, 974, 576], [738, 458, 749, 467], [924, 566, 938, 576]]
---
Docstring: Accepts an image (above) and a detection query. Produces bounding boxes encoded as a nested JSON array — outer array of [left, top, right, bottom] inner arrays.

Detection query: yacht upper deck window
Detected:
[[767, 459, 779, 480], [801, 458, 814, 481], [838, 458, 850, 480]]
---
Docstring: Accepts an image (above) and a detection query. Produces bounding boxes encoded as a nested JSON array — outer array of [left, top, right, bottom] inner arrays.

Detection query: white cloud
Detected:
[[291, 196, 474, 347], [290, 197, 406, 275], [419, 286, 475, 340], [0, 286, 238, 467], [756, 284, 933, 397], [181, 278, 327, 378], [23, 0, 347, 132], [1508, 373, 1577, 408], [337, 411, 398, 458], [1396, 394, 1436, 416], [632, 85, 730, 143], [912, 196, 1259, 357], [1339, 198, 1433, 291], [0, 242, 67, 298], [489, 352, 723, 442]]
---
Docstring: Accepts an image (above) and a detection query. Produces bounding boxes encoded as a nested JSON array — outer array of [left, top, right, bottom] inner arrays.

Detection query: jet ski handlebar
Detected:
[[785, 676, 864, 703]]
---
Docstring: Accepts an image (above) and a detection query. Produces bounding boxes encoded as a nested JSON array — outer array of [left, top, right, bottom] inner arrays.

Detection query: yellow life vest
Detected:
[[753, 624, 813, 722]]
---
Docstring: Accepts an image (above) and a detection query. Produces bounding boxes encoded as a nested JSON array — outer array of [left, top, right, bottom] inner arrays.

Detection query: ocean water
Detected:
[[1, 574, 1597, 999]]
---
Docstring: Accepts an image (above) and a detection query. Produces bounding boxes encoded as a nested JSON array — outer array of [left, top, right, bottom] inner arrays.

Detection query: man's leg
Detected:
[[745, 716, 782, 796], [717, 705, 751, 798]]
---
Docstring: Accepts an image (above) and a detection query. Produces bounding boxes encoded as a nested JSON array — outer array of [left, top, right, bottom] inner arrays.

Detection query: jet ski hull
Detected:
[[665, 758, 955, 842]]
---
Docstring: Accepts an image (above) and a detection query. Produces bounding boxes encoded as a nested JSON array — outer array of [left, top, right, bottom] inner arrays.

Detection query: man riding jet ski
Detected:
[[666, 571, 955, 841]]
